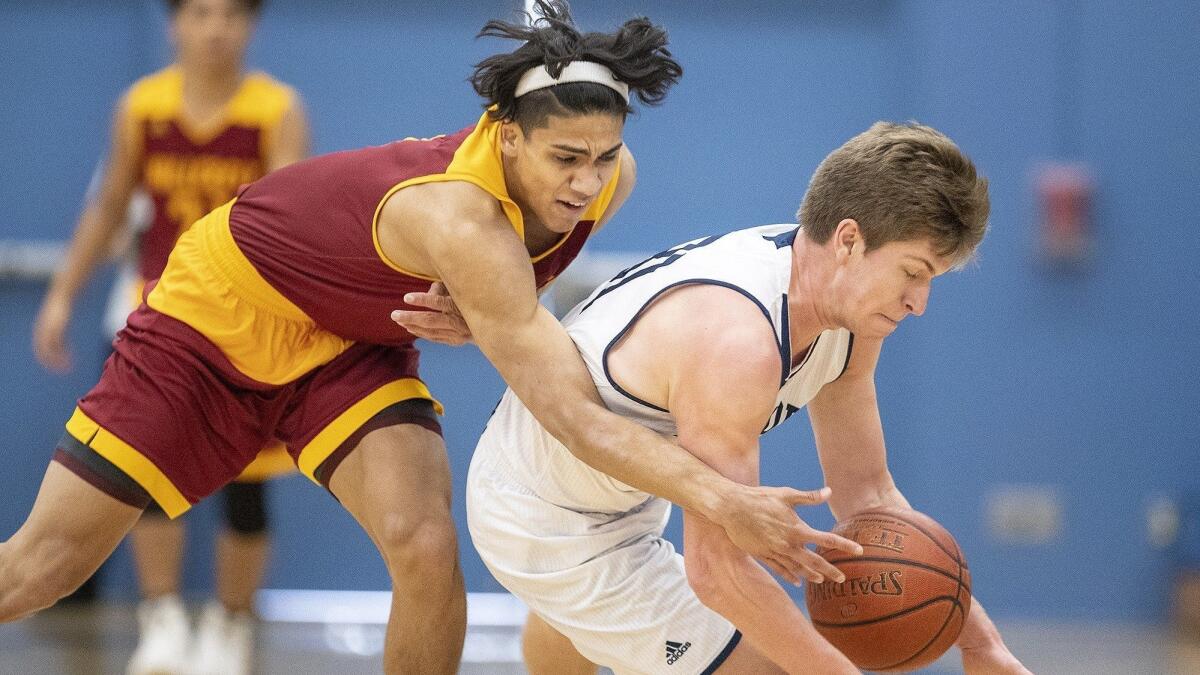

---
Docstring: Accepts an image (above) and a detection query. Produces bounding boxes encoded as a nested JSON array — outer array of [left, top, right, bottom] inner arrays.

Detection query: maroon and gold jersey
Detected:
[[145, 112, 620, 386], [228, 113, 618, 344], [126, 66, 296, 280]]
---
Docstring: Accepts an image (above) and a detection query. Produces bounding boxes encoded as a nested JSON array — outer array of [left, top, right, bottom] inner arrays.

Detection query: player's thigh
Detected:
[[11, 461, 143, 555], [279, 341, 443, 491], [527, 535, 737, 675], [710, 638, 784, 674], [327, 420, 452, 527], [69, 307, 278, 516], [468, 476, 736, 675]]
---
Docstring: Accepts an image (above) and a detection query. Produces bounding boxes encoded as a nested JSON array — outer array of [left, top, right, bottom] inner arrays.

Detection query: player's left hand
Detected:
[[391, 282, 473, 346], [960, 640, 1033, 674]]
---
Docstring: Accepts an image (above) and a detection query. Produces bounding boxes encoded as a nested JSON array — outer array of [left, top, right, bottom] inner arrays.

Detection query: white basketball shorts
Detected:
[[466, 394, 741, 675]]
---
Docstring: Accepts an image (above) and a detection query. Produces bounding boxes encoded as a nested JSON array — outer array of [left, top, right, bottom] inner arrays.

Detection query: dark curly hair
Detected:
[[471, 0, 682, 132]]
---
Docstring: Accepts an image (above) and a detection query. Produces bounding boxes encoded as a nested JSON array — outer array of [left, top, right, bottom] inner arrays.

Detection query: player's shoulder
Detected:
[[404, 180, 505, 223], [646, 283, 782, 371], [122, 66, 182, 119], [227, 70, 299, 126], [241, 71, 298, 106], [382, 180, 514, 255]]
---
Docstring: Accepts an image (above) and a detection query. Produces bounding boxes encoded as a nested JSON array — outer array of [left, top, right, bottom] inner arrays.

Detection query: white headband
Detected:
[[513, 61, 630, 103]]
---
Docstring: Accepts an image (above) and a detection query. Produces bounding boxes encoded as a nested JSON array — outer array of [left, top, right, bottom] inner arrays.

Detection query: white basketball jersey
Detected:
[[564, 223, 854, 437], [479, 224, 853, 514]]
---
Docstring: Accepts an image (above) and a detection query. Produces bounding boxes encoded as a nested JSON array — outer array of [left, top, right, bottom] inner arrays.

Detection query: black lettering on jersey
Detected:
[[578, 234, 723, 313], [762, 403, 800, 433]]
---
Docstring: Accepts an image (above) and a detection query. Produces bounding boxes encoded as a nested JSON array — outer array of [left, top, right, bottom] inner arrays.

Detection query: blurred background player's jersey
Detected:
[[126, 65, 296, 282]]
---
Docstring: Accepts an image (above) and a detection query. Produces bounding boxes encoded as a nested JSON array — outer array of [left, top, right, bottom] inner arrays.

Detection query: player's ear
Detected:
[[833, 219, 862, 262], [499, 121, 523, 158]]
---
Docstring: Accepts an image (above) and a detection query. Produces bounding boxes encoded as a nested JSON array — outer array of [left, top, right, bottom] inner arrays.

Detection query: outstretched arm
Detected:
[[380, 184, 842, 582], [808, 336, 1030, 675]]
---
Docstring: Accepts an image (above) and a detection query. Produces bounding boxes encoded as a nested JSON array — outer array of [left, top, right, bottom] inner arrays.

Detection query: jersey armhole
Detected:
[[599, 279, 782, 414], [370, 174, 525, 281]]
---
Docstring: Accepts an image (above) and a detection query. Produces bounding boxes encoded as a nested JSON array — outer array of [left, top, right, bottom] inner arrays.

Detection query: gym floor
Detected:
[[1, 598, 1196, 674]]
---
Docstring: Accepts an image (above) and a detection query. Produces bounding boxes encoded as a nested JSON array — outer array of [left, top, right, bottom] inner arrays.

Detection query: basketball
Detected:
[[804, 507, 972, 672]]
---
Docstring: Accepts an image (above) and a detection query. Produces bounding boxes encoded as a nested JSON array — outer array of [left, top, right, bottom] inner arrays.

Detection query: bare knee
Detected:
[[375, 511, 459, 579]]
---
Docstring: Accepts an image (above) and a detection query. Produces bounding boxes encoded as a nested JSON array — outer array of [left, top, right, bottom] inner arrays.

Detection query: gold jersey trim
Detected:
[[296, 378, 443, 483], [370, 112, 619, 279], [126, 65, 296, 148], [65, 407, 191, 518]]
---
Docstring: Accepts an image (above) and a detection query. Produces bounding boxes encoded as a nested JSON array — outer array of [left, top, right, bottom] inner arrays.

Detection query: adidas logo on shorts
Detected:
[[665, 639, 692, 665]]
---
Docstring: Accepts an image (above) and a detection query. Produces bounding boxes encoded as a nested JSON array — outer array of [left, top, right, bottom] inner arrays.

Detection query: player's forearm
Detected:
[[478, 307, 737, 521], [957, 600, 1005, 650], [561, 403, 735, 518], [827, 476, 909, 522], [47, 205, 126, 304], [690, 551, 856, 674]]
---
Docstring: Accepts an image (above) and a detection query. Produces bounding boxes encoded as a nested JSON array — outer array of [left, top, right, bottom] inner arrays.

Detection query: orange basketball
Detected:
[[804, 507, 971, 672]]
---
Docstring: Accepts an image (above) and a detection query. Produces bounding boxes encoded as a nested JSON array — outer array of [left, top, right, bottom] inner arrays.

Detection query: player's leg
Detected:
[[325, 419, 465, 675], [0, 461, 143, 621], [279, 341, 462, 674], [520, 603, 784, 675], [523, 611, 598, 675], [709, 639, 785, 673], [129, 504, 186, 600], [190, 480, 271, 675], [214, 480, 271, 613], [126, 503, 192, 675]]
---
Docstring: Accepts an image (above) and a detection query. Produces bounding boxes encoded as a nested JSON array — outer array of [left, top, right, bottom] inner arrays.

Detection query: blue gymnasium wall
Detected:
[[1, 0, 1197, 622]]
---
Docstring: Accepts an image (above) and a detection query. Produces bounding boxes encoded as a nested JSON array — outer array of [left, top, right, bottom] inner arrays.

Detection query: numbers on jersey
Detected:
[[578, 233, 723, 313]]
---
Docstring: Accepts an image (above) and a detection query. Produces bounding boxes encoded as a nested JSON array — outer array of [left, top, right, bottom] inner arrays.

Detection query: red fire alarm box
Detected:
[[1034, 163, 1094, 266]]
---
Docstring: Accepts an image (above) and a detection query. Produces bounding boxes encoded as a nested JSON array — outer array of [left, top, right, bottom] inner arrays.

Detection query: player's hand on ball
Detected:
[[718, 484, 863, 586], [391, 282, 473, 346]]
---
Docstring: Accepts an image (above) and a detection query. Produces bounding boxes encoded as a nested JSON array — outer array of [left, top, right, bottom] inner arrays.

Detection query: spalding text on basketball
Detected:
[[808, 570, 904, 603]]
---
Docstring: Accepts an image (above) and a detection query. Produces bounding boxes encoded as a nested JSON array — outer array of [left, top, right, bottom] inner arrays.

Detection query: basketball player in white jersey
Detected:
[[457, 123, 1032, 674]]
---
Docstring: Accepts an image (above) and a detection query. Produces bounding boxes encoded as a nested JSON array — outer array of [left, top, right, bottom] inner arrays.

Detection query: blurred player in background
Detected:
[[30, 1, 308, 673]]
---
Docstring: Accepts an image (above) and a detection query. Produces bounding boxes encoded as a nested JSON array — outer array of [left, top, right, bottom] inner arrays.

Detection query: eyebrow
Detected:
[[550, 142, 624, 158], [905, 255, 935, 274]]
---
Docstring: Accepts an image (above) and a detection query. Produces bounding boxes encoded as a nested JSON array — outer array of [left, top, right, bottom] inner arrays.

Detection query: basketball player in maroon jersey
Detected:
[[3, 3, 857, 673]]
